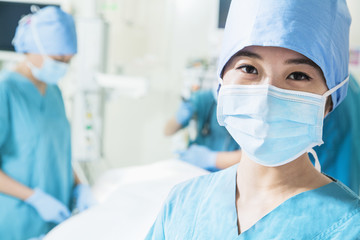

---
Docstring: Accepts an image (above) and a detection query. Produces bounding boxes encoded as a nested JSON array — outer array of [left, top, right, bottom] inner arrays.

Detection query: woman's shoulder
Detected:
[[0, 70, 17, 96], [0, 70, 27, 89], [333, 180, 360, 199], [311, 181, 360, 239], [327, 181, 360, 209], [330, 181, 360, 217], [167, 164, 238, 205], [0, 70, 14, 86]]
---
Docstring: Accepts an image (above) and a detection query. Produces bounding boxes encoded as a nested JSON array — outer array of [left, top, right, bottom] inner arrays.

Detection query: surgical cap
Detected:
[[218, 0, 351, 109], [12, 6, 77, 55]]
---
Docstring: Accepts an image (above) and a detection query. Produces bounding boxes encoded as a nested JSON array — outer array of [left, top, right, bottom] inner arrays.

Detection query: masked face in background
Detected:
[[12, 6, 77, 84], [27, 55, 71, 85]]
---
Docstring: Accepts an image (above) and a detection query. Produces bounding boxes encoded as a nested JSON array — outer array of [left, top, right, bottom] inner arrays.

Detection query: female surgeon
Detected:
[[146, 0, 360, 239], [0, 7, 95, 240]]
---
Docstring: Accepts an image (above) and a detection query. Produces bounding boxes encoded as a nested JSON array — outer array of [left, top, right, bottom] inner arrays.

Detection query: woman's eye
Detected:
[[237, 65, 258, 74], [288, 72, 311, 81]]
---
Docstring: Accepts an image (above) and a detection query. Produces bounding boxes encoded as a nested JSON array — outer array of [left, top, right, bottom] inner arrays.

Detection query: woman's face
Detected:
[[222, 46, 328, 96]]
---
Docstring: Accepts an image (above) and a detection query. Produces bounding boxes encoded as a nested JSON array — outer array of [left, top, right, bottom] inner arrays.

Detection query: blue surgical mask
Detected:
[[217, 77, 349, 168], [28, 57, 69, 85]]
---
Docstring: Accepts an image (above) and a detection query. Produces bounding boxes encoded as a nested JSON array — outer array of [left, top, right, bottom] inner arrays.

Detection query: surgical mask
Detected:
[[27, 57, 69, 85], [217, 77, 349, 169]]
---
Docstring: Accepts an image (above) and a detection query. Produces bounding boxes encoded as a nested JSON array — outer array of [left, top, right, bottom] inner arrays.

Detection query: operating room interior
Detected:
[[1, 0, 360, 239]]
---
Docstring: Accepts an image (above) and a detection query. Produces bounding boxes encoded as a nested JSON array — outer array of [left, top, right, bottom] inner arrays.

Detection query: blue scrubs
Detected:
[[187, 90, 239, 152], [146, 165, 360, 239], [315, 75, 360, 194], [0, 70, 74, 240]]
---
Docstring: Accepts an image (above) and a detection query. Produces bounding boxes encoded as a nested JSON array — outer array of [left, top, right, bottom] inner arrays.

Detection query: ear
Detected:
[[324, 96, 333, 117]]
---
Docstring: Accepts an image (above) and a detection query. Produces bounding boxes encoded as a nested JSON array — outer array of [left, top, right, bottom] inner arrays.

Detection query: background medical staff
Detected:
[[164, 89, 241, 171], [0, 7, 95, 240], [315, 74, 360, 194]]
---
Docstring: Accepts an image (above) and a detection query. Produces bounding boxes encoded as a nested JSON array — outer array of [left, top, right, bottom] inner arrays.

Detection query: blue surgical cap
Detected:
[[12, 6, 77, 55], [218, 0, 352, 109]]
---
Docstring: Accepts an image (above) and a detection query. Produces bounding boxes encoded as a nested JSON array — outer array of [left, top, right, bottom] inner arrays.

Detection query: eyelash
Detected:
[[237, 65, 258, 74], [236, 65, 312, 81], [287, 72, 312, 81]]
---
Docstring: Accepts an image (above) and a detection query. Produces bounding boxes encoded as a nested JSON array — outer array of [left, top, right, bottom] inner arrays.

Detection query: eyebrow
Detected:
[[227, 49, 325, 79], [236, 50, 323, 72], [233, 50, 263, 60], [285, 58, 324, 75]]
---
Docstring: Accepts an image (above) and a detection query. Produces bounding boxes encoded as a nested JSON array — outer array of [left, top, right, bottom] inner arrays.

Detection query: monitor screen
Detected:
[[0, 1, 59, 51], [218, 0, 231, 29]]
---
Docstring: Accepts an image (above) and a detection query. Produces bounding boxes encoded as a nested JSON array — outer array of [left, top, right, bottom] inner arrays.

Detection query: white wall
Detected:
[[348, 0, 360, 45], [348, 0, 360, 80], [90, 0, 221, 172]]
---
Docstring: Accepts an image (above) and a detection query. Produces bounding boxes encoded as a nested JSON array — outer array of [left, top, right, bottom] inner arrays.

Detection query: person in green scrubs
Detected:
[[0, 6, 95, 240], [165, 90, 241, 171]]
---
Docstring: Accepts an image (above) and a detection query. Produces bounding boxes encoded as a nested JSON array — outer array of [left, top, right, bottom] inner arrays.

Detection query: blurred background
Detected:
[[1, 0, 360, 184]]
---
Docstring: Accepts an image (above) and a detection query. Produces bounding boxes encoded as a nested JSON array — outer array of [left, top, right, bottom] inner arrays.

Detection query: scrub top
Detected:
[[146, 165, 360, 239], [187, 90, 240, 152], [315, 75, 360, 194], [0, 70, 74, 240]]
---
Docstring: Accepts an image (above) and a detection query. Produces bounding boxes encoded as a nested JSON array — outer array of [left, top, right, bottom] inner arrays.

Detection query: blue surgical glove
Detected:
[[72, 184, 97, 212], [175, 101, 194, 126], [25, 188, 71, 224], [178, 145, 217, 170]]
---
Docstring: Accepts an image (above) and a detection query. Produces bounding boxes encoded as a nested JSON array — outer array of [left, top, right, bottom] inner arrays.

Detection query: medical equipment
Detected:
[[218, 0, 231, 28], [0, 1, 59, 52], [70, 1, 107, 163], [200, 101, 215, 136]]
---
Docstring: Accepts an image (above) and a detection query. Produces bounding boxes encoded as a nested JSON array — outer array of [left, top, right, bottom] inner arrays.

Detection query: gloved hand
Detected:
[[25, 188, 71, 224], [175, 101, 194, 126], [72, 184, 97, 212], [178, 145, 217, 170]]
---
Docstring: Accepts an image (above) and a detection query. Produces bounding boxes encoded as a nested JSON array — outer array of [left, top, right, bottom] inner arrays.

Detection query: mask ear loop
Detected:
[[312, 76, 350, 172], [323, 76, 350, 98], [308, 149, 321, 172]]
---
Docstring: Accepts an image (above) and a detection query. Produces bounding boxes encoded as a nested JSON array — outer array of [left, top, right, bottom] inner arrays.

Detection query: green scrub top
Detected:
[[146, 165, 360, 239], [0, 70, 74, 240], [188, 90, 240, 152]]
